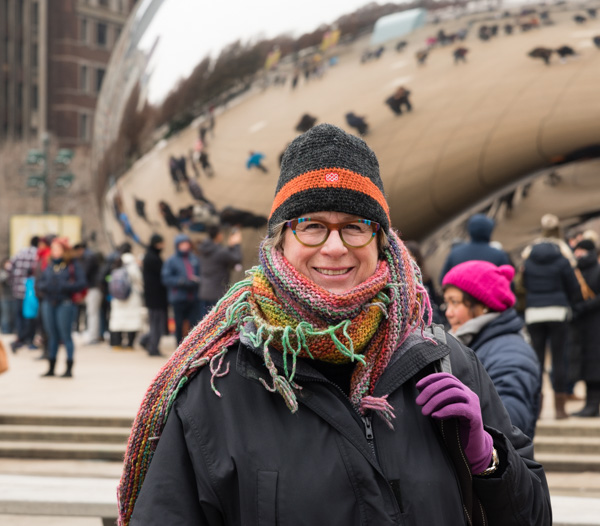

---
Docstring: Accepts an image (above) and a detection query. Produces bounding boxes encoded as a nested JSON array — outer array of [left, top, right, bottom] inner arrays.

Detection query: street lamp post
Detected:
[[26, 133, 75, 213]]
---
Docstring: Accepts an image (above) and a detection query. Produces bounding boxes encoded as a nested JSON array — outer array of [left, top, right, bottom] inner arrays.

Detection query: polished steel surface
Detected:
[[93, 0, 600, 246]]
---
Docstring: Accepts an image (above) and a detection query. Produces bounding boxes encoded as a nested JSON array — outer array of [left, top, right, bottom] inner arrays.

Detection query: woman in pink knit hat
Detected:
[[442, 261, 541, 438]]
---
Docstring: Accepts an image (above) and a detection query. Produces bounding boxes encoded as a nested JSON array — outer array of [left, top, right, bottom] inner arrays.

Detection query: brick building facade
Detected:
[[0, 0, 135, 147]]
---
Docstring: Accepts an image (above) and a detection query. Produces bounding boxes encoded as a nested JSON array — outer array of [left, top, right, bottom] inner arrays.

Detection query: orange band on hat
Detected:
[[269, 167, 390, 221]]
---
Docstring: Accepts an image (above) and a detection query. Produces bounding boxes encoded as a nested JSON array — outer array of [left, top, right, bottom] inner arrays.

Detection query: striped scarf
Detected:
[[117, 230, 430, 525]]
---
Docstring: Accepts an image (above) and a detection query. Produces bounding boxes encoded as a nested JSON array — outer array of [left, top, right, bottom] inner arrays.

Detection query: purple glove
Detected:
[[416, 372, 493, 475]]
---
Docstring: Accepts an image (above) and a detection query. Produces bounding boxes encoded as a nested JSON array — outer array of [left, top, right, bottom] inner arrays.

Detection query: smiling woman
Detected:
[[119, 124, 551, 526]]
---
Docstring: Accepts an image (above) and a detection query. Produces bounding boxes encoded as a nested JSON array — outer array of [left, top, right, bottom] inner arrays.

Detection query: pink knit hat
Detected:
[[442, 261, 516, 312]]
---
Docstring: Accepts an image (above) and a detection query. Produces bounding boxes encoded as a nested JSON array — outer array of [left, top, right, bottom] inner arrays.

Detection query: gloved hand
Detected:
[[416, 372, 493, 475]]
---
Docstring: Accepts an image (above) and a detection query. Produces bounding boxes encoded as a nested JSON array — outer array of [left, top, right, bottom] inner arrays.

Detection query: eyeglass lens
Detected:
[[293, 219, 377, 247]]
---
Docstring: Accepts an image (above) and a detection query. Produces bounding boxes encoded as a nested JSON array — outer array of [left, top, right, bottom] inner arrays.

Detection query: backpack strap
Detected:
[[423, 325, 487, 526]]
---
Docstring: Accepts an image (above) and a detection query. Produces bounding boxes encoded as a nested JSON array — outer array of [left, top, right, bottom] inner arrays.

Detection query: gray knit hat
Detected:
[[268, 124, 390, 235]]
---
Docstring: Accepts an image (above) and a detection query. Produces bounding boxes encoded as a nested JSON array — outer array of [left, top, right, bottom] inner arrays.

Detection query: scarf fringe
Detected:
[[117, 231, 431, 526]]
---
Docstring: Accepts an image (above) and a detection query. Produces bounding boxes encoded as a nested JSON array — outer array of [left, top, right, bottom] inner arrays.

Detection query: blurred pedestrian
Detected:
[[0, 259, 13, 334], [159, 201, 182, 231], [570, 239, 600, 417], [168, 155, 182, 192], [555, 45, 576, 62], [453, 47, 469, 64], [246, 151, 268, 173], [385, 86, 412, 116], [141, 234, 168, 357], [528, 47, 553, 65], [593, 35, 600, 49], [109, 250, 144, 350], [36, 238, 86, 377], [345, 112, 369, 136], [81, 244, 104, 344], [9, 236, 39, 352], [521, 214, 583, 419], [197, 226, 242, 318], [439, 214, 511, 282], [442, 261, 541, 437], [161, 234, 201, 344], [415, 49, 429, 65]]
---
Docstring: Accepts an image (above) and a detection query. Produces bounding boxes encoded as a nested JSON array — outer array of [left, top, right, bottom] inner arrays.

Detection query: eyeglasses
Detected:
[[286, 218, 380, 248], [440, 299, 463, 312]]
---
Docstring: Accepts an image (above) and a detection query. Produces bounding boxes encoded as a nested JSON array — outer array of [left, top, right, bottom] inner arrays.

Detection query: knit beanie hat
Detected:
[[575, 239, 596, 252], [442, 260, 516, 312], [268, 123, 390, 235]]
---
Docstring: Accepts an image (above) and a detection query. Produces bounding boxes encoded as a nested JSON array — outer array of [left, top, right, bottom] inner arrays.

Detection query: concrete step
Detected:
[[536, 419, 600, 438], [536, 453, 600, 473], [0, 424, 130, 444], [535, 436, 600, 455], [0, 414, 132, 428], [0, 441, 125, 462]]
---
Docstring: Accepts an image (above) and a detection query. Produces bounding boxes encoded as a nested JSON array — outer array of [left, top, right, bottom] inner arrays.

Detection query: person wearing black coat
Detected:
[[522, 215, 583, 419], [141, 234, 168, 356], [570, 239, 600, 417], [442, 261, 541, 438], [439, 213, 511, 282], [119, 124, 551, 526]]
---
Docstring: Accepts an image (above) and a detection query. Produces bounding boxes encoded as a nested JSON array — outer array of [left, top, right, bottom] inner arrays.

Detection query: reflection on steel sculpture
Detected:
[[93, 0, 600, 248]]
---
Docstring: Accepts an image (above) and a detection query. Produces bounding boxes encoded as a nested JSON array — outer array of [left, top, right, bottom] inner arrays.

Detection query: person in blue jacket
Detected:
[[439, 214, 511, 283], [442, 260, 541, 438], [36, 237, 87, 378], [161, 234, 201, 344]]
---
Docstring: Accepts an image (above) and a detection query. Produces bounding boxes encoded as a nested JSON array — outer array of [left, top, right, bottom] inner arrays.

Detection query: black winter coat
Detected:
[[572, 252, 600, 382], [468, 309, 541, 438], [131, 331, 551, 526], [523, 242, 581, 309], [143, 247, 168, 310], [198, 239, 242, 302]]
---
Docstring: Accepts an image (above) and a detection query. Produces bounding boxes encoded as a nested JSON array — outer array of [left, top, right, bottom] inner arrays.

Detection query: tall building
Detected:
[[0, 0, 136, 147]]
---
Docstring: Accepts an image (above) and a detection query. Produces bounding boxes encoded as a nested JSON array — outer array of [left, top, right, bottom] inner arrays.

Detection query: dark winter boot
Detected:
[[61, 360, 74, 378], [554, 392, 569, 420], [572, 383, 600, 417], [42, 359, 56, 377]]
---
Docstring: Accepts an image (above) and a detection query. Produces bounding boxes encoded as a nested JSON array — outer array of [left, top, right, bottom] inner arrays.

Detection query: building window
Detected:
[[99, 0, 109, 6], [96, 68, 105, 93], [115, 26, 121, 42], [80, 65, 89, 92], [17, 83, 23, 108], [31, 43, 38, 68], [80, 113, 90, 141], [17, 41, 23, 65], [31, 2, 39, 29], [81, 18, 88, 43], [97, 22, 107, 47], [32, 85, 38, 110]]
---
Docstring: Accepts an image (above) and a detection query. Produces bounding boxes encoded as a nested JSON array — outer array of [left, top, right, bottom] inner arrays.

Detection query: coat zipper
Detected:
[[361, 415, 377, 458]]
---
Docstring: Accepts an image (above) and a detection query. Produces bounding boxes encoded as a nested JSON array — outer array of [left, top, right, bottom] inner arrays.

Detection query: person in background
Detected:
[[439, 213, 511, 282], [9, 236, 40, 352], [522, 214, 582, 419], [81, 244, 104, 345], [141, 234, 168, 357], [442, 261, 541, 437], [0, 259, 14, 334], [197, 225, 243, 318], [246, 151, 268, 173], [570, 239, 600, 417], [36, 238, 86, 377], [161, 234, 201, 345], [109, 250, 145, 350]]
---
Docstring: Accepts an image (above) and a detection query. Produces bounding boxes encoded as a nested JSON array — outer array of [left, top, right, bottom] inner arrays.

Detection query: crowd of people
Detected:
[[436, 211, 600, 421], [0, 225, 243, 376]]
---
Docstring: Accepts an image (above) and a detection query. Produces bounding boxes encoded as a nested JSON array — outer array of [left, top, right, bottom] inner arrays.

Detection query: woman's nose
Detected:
[[320, 229, 348, 256]]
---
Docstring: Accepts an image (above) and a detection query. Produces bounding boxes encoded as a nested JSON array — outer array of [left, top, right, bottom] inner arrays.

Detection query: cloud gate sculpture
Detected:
[[93, 0, 600, 254]]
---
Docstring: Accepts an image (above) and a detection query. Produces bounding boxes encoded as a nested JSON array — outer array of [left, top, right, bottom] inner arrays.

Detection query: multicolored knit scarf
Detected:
[[117, 230, 431, 525]]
